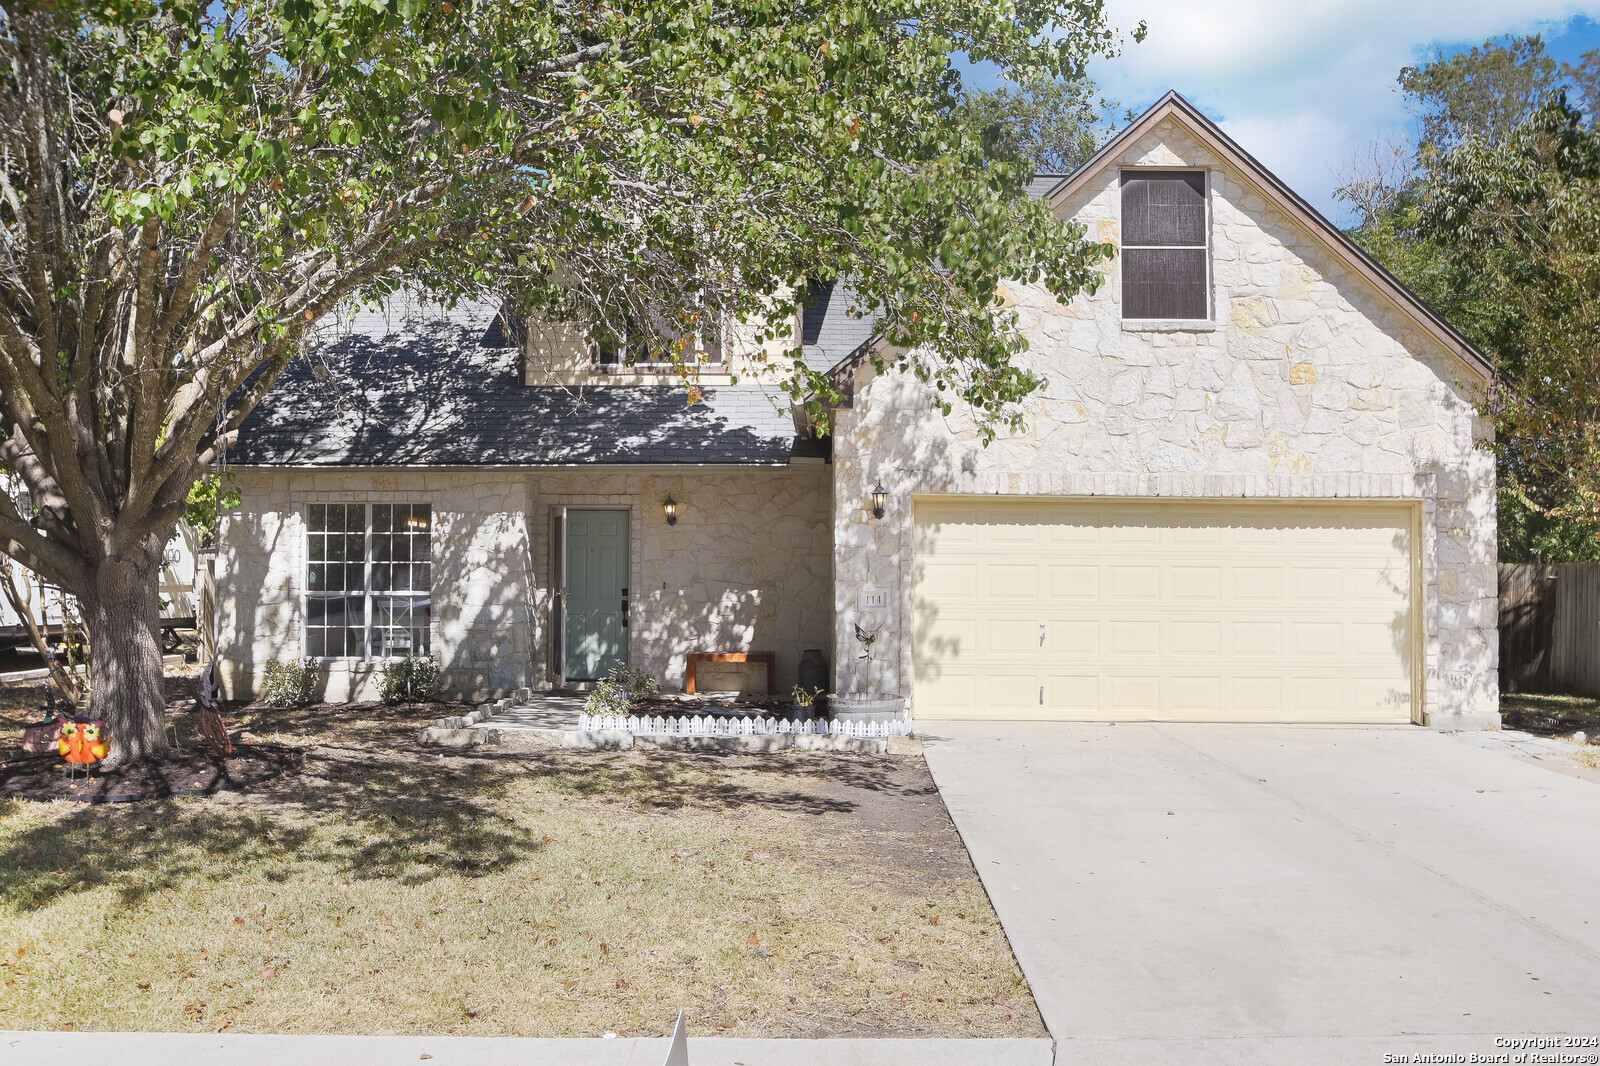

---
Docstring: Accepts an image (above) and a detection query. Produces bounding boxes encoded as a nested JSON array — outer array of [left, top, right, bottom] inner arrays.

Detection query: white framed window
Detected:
[[305, 503, 432, 659], [591, 316, 725, 371], [1119, 169, 1210, 321]]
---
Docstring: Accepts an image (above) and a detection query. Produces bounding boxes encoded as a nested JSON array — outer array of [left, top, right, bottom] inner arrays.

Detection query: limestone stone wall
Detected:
[[216, 470, 535, 702], [216, 464, 831, 701], [830, 116, 1499, 728], [524, 466, 833, 692]]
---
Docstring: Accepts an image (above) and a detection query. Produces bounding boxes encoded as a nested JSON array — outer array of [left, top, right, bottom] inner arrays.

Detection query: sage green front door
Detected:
[[564, 509, 628, 680]]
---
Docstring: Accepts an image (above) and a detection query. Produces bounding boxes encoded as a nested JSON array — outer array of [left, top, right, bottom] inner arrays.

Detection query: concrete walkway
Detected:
[[920, 722, 1600, 1066], [1, 1032, 1052, 1066]]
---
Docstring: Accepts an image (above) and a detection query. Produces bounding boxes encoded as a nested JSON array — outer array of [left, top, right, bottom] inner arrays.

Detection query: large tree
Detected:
[[1340, 35, 1600, 561], [0, 0, 1130, 761], [959, 74, 1124, 173]]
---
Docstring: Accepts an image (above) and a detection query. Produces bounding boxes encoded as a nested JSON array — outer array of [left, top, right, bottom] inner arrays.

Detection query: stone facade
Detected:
[[829, 114, 1499, 728], [217, 465, 831, 702]]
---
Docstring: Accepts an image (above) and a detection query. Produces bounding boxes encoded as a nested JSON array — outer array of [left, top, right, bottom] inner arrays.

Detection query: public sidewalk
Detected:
[[1, 1031, 1054, 1066]]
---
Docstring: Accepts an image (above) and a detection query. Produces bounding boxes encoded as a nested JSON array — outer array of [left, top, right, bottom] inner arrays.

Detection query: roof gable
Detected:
[[1043, 91, 1492, 381]]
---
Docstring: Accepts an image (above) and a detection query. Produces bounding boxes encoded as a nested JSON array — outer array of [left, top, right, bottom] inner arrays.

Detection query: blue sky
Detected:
[[965, 3, 1600, 224]]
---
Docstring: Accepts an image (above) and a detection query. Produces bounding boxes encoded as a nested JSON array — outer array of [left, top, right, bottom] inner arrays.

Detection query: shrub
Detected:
[[262, 658, 318, 707], [379, 655, 442, 704], [583, 663, 660, 716]]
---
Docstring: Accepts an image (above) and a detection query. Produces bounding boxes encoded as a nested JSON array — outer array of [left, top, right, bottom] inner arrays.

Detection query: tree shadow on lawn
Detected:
[[0, 749, 542, 914], [1, 726, 937, 917], [491, 748, 930, 815]]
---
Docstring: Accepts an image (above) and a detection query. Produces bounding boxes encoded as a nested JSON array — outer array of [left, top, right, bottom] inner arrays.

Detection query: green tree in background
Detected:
[[1339, 35, 1600, 562], [0, 0, 1138, 761], [960, 76, 1125, 174]]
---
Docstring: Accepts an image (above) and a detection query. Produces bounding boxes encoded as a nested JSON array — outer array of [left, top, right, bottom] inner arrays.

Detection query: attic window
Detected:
[[1120, 170, 1209, 321]]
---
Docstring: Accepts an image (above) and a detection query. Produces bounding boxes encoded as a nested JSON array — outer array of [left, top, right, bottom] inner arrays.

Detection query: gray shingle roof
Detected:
[[800, 278, 880, 373], [229, 296, 810, 467]]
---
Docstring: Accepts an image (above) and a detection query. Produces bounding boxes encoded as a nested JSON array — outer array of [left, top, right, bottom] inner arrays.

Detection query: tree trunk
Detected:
[[83, 541, 169, 766]]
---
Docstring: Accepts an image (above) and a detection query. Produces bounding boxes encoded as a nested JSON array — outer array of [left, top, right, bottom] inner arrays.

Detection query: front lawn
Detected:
[[0, 689, 1041, 1038]]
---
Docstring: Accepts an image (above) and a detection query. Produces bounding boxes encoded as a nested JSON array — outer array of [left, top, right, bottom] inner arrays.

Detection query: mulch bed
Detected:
[[632, 695, 792, 714], [0, 743, 301, 803]]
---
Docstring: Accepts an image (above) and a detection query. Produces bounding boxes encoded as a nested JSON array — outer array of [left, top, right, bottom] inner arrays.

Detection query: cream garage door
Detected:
[[911, 499, 1417, 723]]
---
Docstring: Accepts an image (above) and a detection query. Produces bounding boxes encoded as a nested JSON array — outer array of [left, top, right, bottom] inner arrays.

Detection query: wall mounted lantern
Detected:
[[664, 495, 679, 526], [871, 483, 887, 520]]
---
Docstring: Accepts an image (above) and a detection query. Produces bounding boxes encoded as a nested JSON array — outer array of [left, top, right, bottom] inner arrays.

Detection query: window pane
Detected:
[[411, 562, 430, 591], [1121, 171, 1206, 246], [372, 563, 391, 592], [307, 598, 327, 626], [325, 563, 343, 592], [309, 504, 327, 532], [407, 505, 431, 534], [372, 533, 392, 562], [1123, 248, 1208, 320], [373, 504, 392, 533], [306, 628, 326, 658]]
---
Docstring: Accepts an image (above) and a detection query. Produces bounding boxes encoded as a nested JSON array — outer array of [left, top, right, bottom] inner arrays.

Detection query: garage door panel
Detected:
[[1232, 676, 1283, 712], [986, 564, 1043, 599], [1048, 565, 1099, 598], [1171, 676, 1223, 712], [1046, 674, 1100, 711], [1291, 622, 1344, 656], [1171, 566, 1223, 599], [1232, 567, 1284, 601], [1231, 621, 1284, 656], [1171, 621, 1222, 655], [1110, 620, 1161, 654], [1111, 566, 1161, 599], [1109, 675, 1161, 711], [1045, 618, 1100, 654], [988, 618, 1041, 654], [912, 499, 1416, 723], [921, 562, 977, 598]]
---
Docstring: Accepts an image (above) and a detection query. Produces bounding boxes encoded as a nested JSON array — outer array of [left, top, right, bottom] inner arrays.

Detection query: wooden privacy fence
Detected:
[[1499, 563, 1600, 697]]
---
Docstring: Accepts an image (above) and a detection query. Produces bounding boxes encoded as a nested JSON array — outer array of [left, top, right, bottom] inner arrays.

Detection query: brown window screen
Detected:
[[1121, 171, 1208, 320]]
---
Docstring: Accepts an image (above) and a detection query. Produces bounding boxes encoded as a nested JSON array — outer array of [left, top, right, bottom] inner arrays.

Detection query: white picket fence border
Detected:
[[578, 712, 913, 739]]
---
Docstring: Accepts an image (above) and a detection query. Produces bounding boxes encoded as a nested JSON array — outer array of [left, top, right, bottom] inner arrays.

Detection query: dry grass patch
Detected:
[[0, 697, 1041, 1038], [1500, 692, 1600, 772]]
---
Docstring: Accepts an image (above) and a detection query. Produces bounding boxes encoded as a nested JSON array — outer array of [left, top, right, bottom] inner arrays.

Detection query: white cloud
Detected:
[[1090, 0, 1600, 220]]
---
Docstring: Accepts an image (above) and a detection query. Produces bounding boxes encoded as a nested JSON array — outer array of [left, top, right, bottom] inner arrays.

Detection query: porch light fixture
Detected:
[[663, 495, 678, 525], [871, 483, 887, 520]]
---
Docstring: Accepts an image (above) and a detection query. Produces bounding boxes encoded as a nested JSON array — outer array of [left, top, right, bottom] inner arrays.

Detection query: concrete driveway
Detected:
[[921, 723, 1600, 1065]]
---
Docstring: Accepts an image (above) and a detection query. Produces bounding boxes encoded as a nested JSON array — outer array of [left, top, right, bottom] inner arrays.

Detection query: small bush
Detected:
[[379, 655, 442, 704], [262, 658, 318, 707], [584, 662, 660, 716]]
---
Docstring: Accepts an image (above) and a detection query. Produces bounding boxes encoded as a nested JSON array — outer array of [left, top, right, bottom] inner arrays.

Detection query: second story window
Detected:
[[591, 316, 724, 372], [1120, 170, 1209, 321]]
